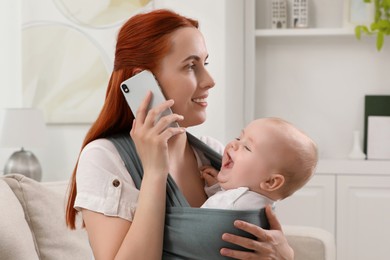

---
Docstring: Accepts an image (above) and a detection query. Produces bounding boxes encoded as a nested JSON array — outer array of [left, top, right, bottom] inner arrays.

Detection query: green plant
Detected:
[[355, 0, 390, 51]]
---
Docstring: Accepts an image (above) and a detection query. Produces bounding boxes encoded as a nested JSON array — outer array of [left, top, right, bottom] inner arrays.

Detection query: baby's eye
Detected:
[[244, 146, 251, 152], [235, 137, 240, 141]]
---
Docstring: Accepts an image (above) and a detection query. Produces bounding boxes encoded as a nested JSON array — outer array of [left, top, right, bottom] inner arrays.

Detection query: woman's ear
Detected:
[[132, 68, 143, 75], [260, 174, 285, 192]]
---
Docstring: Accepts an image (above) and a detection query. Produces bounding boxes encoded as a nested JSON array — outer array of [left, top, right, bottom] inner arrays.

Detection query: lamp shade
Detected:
[[0, 108, 46, 148]]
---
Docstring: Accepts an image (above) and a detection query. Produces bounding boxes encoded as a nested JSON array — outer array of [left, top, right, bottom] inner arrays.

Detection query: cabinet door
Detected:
[[337, 175, 390, 260], [275, 175, 335, 235]]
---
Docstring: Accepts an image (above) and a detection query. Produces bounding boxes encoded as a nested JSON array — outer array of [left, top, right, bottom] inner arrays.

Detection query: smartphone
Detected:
[[120, 70, 179, 127]]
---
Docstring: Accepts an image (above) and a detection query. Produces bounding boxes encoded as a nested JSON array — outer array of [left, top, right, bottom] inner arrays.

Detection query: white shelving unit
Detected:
[[244, 0, 384, 159], [245, 1, 390, 259], [317, 159, 390, 175], [255, 27, 354, 37], [244, 0, 356, 124]]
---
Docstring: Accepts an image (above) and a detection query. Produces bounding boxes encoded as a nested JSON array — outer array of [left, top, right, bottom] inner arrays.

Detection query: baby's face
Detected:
[[217, 119, 284, 191]]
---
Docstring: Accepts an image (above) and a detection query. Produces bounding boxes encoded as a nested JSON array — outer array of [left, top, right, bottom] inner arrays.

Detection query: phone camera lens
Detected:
[[122, 84, 129, 93]]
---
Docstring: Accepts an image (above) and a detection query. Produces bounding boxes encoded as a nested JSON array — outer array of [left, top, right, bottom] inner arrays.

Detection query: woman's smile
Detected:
[[192, 94, 208, 107]]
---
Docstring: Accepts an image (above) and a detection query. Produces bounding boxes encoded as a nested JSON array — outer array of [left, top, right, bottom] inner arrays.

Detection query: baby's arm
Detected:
[[200, 165, 219, 187]]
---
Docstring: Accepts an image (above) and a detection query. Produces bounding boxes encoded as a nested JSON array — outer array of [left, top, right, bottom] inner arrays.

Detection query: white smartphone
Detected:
[[120, 70, 179, 127]]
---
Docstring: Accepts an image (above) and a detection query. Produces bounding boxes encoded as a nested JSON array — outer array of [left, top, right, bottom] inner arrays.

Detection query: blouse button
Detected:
[[112, 179, 120, 187]]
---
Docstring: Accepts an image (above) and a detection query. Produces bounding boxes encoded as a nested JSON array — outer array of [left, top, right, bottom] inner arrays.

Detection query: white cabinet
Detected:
[[337, 175, 390, 260], [273, 160, 390, 260], [276, 175, 335, 235]]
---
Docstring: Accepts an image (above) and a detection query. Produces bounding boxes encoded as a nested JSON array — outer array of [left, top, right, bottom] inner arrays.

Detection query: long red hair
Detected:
[[66, 9, 198, 229]]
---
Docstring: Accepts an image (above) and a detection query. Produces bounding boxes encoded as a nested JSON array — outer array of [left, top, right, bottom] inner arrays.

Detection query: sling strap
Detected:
[[109, 132, 222, 207], [108, 132, 269, 260]]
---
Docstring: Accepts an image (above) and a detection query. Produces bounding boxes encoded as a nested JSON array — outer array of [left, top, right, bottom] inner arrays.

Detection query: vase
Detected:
[[348, 130, 366, 160]]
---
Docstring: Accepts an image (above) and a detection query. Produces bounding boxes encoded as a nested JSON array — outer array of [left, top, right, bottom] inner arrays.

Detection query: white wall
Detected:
[[255, 36, 390, 159], [0, 0, 23, 175], [0, 0, 245, 181], [0, 0, 22, 106], [251, 0, 390, 159]]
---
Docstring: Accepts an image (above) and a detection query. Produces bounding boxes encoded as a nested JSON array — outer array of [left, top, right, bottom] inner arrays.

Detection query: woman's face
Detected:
[[154, 27, 215, 128]]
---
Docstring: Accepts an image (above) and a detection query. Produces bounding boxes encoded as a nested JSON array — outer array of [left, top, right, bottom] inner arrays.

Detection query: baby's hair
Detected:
[[265, 117, 318, 199]]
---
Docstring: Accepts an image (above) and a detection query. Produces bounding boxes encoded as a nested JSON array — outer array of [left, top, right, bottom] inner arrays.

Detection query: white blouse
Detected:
[[74, 135, 224, 221]]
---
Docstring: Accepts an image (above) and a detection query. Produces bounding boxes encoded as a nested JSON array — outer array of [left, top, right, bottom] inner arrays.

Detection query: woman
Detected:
[[66, 9, 294, 260]]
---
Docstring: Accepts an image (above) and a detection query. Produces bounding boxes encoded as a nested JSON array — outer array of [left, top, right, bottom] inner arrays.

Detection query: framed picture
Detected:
[[364, 95, 390, 157], [343, 0, 375, 28], [22, 0, 155, 124], [367, 116, 390, 160]]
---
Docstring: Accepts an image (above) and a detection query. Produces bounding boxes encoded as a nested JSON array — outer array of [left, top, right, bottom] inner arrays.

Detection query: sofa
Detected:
[[0, 174, 336, 260]]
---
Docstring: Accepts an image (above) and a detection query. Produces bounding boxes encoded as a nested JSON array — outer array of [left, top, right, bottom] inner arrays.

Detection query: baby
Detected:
[[201, 117, 318, 210]]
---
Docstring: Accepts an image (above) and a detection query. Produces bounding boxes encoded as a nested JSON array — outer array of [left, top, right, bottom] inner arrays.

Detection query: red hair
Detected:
[[66, 9, 198, 229]]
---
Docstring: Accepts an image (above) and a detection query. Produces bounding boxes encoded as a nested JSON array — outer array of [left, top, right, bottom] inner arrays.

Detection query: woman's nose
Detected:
[[199, 68, 215, 89]]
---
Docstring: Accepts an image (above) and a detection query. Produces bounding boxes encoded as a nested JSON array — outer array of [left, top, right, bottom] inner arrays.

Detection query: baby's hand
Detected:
[[199, 166, 219, 187]]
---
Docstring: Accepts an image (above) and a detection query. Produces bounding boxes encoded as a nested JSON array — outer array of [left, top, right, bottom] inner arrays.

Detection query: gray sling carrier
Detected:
[[109, 133, 269, 260]]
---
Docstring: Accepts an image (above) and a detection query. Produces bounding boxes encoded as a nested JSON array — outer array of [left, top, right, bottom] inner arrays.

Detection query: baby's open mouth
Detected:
[[222, 152, 234, 169]]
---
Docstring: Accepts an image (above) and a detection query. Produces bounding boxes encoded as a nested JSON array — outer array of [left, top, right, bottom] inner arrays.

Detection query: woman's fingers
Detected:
[[220, 231, 272, 260], [153, 112, 183, 133], [131, 93, 185, 147], [220, 205, 293, 260], [234, 220, 268, 243], [265, 204, 282, 230], [135, 92, 180, 131], [143, 99, 174, 127], [135, 91, 153, 124], [159, 124, 186, 141], [220, 229, 278, 260]]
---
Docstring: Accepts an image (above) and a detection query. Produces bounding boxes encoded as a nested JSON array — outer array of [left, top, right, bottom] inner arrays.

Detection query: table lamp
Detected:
[[0, 108, 46, 181]]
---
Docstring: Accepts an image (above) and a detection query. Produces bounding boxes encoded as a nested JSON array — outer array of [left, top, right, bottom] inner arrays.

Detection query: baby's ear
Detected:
[[260, 174, 285, 192]]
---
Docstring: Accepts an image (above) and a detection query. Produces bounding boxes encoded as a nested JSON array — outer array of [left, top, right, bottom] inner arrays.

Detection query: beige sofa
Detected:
[[0, 174, 336, 260]]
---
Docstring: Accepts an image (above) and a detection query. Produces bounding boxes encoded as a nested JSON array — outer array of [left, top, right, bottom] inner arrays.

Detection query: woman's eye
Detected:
[[187, 64, 196, 70], [204, 61, 209, 66], [235, 137, 240, 141]]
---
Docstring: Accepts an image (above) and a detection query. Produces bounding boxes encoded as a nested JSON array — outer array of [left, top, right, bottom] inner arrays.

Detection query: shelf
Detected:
[[316, 159, 390, 175], [255, 28, 355, 37]]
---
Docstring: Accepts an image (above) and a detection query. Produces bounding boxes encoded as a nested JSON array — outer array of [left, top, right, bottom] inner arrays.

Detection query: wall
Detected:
[[251, 0, 390, 159], [0, 0, 22, 106], [255, 36, 390, 159], [0, 0, 245, 181]]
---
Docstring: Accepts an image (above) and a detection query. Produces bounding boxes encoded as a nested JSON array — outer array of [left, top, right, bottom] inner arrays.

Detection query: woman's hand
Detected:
[[220, 205, 294, 260], [124, 92, 185, 260], [130, 91, 185, 176]]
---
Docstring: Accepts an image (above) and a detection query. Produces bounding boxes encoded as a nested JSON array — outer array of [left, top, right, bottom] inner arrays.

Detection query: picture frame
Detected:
[[364, 95, 390, 155], [22, 0, 155, 124], [343, 0, 375, 28]]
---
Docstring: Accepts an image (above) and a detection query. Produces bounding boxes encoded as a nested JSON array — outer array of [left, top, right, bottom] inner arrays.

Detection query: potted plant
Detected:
[[355, 0, 390, 51]]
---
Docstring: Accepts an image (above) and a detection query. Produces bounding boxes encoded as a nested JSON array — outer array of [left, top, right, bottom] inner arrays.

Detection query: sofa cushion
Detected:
[[284, 225, 336, 260], [0, 179, 38, 260], [3, 174, 90, 260]]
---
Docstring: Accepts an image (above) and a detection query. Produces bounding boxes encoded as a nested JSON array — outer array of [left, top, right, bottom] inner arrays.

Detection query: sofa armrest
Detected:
[[283, 225, 336, 260]]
